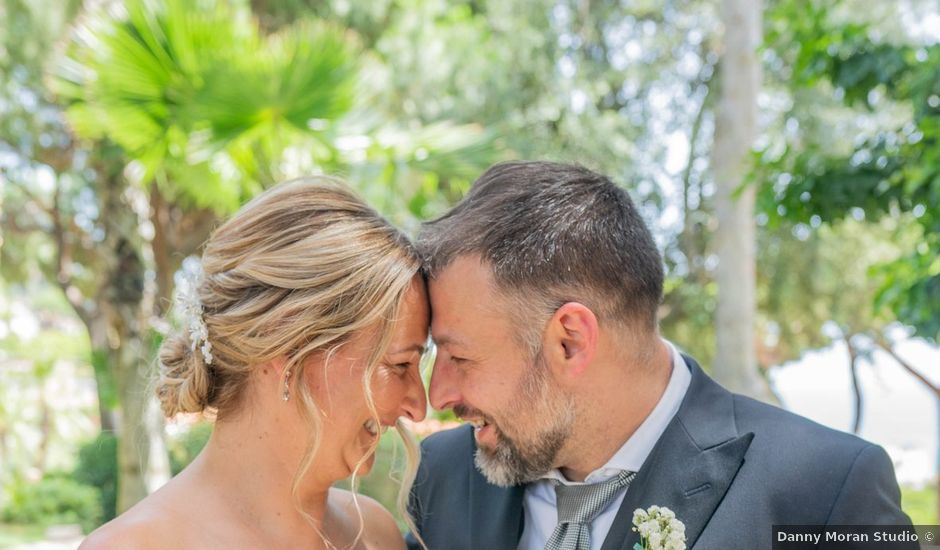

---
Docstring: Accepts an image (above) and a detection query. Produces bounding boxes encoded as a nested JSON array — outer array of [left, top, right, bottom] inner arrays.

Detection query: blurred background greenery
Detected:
[[1, 0, 938, 545]]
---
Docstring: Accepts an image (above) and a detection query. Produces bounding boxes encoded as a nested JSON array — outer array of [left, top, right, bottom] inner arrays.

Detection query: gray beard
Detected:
[[472, 400, 575, 487], [472, 349, 575, 487]]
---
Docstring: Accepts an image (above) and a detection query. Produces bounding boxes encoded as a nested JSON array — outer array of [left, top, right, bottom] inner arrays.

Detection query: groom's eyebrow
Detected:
[[431, 334, 466, 349]]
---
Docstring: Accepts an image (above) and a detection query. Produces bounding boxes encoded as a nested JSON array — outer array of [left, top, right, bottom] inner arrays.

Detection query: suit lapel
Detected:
[[600, 356, 753, 550], [468, 458, 526, 550]]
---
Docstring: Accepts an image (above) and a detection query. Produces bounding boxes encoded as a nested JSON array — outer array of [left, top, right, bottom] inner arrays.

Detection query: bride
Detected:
[[81, 177, 429, 549]]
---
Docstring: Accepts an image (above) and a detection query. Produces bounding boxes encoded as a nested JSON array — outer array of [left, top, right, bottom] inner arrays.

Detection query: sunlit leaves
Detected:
[[760, 0, 940, 341], [52, 0, 357, 212]]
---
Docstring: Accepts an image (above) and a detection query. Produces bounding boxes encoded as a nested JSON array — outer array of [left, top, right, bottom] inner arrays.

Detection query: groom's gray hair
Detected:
[[417, 160, 663, 350]]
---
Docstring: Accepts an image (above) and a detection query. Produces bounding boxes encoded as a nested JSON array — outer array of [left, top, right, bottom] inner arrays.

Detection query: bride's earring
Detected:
[[282, 368, 292, 401]]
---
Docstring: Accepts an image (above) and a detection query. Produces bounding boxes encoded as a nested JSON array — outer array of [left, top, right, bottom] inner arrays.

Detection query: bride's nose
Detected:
[[399, 372, 428, 422]]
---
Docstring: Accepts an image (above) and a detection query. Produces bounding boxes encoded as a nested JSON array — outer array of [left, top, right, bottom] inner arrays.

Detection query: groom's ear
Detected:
[[543, 302, 598, 380]]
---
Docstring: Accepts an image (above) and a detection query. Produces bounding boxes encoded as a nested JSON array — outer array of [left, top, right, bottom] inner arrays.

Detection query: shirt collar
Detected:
[[540, 340, 692, 485]]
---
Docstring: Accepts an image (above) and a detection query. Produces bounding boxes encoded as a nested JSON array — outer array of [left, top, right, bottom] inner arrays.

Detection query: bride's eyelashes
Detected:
[[380, 360, 417, 376], [393, 362, 415, 375]]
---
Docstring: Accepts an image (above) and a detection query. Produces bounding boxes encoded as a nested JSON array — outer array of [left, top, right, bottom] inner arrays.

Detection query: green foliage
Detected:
[[89, 349, 118, 410], [752, 217, 917, 367], [52, 0, 358, 209], [2, 477, 102, 533], [168, 423, 213, 475], [65, 425, 215, 527], [660, 276, 718, 370], [0, 329, 89, 365], [760, 0, 940, 342], [901, 483, 938, 524], [49, 0, 498, 224], [72, 433, 118, 522], [0, 523, 46, 547]]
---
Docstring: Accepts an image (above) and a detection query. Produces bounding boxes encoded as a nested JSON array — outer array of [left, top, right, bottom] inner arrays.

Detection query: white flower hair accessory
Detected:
[[177, 263, 213, 365], [632, 505, 686, 550]]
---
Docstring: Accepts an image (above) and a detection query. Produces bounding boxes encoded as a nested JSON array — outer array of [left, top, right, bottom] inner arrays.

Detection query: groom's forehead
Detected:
[[429, 255, 501, 296], [429, 285, 505, 330]]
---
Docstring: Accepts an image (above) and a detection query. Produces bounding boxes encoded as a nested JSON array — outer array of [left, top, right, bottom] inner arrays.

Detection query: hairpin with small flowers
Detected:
[[177, 265, 213, 366]]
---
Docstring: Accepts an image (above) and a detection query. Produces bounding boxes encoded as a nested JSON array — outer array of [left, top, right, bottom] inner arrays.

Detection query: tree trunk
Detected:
[[711, 0, 772, 402], [87, 307, 169, 512], [92, 164, 170, 513], [149, 187, 176, 318], [844, 334, 864, 434], [113, 337, 170, 512], [89, 342, 119, 433], [149, 185, 217, 318], [96, 386, 118, 434]]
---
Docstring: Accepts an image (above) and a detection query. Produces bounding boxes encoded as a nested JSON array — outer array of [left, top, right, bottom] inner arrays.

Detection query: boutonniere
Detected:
[[632, 505, 687, 550]]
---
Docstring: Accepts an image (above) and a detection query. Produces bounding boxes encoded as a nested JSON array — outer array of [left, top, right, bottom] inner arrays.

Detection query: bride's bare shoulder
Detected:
[[79, 481, 203, 550], [330, 488, 405, 550], [79, 498, 176, 550]]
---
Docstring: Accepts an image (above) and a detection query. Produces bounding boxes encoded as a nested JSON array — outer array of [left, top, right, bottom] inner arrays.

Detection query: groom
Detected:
[[406, 161, 912, 550]]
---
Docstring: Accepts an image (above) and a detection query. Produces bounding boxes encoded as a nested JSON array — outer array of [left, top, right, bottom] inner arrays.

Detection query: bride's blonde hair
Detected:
[[156, 176, 424, 544]]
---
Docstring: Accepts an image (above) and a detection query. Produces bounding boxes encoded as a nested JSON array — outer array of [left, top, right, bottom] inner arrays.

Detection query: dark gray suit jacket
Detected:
[[405, 356, 912, 550]]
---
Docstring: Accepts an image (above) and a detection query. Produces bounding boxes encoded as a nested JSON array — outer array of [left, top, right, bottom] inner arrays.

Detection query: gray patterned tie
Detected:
[[543, 470, 637, 550]]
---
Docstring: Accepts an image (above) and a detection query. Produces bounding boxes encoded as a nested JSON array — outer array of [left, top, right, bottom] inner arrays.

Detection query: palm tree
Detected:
[[48, 0, 497, 512], [49, 0, 362, 512]]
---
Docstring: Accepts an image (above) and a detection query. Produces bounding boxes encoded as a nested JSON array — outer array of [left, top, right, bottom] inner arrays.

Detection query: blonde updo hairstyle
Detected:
[[156, 176, 424, 541]]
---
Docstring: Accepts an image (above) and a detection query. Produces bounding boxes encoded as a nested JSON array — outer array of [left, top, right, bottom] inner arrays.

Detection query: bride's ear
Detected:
[[543, 302, 598, 381], [261, 356, 297, 403], [267, 356, 289, 376]]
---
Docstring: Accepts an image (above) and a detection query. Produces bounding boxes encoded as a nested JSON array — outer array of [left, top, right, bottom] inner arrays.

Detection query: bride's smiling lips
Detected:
[[363, 418, 382, 437]]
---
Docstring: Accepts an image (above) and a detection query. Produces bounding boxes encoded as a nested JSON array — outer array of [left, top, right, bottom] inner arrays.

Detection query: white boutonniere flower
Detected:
[[632, 505, 686, 550]]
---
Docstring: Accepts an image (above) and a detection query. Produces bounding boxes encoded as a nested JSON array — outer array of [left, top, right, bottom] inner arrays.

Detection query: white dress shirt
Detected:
[[517, 341, 692, 550]]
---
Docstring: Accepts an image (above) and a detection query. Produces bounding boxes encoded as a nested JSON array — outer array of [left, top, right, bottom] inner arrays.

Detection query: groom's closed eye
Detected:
[[445, 354, 480, 372]]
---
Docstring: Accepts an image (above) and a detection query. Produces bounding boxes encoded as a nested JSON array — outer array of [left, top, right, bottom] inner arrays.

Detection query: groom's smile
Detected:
[[452, 404, 496, 446]]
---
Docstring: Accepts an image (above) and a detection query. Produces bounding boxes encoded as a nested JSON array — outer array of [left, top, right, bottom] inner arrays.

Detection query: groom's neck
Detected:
[[558, 337, 672, 482]]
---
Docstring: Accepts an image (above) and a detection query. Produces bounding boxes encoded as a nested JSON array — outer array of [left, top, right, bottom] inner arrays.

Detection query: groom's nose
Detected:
[[428, 355, 460, 412]]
